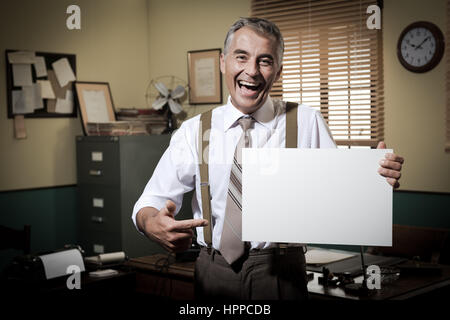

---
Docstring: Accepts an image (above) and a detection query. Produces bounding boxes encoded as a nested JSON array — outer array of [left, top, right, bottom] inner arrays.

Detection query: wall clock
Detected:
[[397, 21, 445, 73]]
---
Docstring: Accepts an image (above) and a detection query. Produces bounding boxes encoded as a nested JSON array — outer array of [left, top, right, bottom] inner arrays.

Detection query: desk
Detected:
[[126, 254, 194, 299], [126, 253, 450, 300]]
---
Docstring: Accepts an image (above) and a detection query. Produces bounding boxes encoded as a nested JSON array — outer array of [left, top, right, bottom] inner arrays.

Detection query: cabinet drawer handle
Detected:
[[91, 216, 104, 223], [89, 169, 102, 176]]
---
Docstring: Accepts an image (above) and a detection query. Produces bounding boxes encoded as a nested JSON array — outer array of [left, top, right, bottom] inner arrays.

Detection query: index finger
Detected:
[[385, 153, 404, 164], [172, 218, 209, 231]]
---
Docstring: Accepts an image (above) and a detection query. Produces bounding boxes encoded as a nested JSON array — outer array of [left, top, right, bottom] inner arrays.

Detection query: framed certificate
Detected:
[[187, 48, 222, 104], [74, 81, 116, 135]]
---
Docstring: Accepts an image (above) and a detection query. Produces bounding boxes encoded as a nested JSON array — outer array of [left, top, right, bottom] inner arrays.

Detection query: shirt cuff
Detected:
[[131, 196, 168, 235]]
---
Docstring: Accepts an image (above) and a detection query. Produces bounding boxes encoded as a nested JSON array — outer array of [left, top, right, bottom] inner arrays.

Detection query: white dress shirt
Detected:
[[132, 96, 337, 250]]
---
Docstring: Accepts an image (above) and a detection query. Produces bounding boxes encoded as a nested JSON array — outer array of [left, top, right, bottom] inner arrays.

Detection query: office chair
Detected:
[[0, 225, 31, 254], [367, 224, 450, 264]]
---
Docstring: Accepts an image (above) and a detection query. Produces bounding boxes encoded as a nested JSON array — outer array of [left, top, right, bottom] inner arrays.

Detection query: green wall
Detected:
[[393, 191, 450, 228], [0, 186, 78, 272], [0, 187, 449, 271]]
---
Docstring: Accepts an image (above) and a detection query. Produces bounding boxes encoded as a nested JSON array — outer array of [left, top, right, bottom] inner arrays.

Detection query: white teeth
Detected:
[[239, 80, 258, 87]]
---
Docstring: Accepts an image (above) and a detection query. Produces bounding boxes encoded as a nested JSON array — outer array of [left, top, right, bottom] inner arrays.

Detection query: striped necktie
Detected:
[[220, 116, 255, 265]]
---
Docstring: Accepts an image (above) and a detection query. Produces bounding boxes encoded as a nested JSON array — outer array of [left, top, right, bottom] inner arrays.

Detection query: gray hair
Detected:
[[223, 17, 284, 66]]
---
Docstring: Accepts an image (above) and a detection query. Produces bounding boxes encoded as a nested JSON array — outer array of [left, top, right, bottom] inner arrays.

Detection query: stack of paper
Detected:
[[115, 108, 168, 134], [87, 121, 148, 136]]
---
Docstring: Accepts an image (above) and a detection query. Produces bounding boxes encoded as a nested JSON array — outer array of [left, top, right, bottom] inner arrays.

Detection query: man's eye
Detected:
[[236, 55, 247, 61], [259, 59, 273, 66]]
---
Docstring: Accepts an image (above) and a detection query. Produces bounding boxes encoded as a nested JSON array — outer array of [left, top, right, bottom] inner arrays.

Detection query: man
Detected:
[[132, 17, 404, 300]]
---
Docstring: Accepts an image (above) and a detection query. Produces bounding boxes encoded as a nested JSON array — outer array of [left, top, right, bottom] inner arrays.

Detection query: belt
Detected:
[[202, 245, 307, 256]]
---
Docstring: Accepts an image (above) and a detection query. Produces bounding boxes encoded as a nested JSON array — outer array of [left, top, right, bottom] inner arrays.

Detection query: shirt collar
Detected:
[[223, 96, 275, 132]]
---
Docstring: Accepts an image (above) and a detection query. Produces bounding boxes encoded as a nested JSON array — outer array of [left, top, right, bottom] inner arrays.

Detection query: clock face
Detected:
[[400, 27, 436, 67], [397, 21, 444, 73]]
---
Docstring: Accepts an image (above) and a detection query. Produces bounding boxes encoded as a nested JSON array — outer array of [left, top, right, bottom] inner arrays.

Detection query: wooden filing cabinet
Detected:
[[76, 135, 193, 258]]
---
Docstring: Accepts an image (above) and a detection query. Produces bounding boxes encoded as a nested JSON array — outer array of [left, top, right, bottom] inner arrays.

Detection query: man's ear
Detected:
[[275, 65, 283, 82], [220, 53, 225, 74]]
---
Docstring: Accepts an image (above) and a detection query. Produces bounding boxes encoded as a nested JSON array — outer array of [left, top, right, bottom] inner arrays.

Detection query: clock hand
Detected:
[[414, 36, 430, 50]]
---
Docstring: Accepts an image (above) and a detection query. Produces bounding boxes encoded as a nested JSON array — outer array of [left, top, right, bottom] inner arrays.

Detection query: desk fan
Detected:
[[145, 75, 188, 133]]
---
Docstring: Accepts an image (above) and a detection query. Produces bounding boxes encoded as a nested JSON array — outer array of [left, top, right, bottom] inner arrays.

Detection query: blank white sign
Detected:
[[242, 148, 392, 246]]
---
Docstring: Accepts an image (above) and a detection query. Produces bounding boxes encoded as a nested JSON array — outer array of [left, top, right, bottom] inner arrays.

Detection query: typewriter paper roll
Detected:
[[98, 252, 126, 264]]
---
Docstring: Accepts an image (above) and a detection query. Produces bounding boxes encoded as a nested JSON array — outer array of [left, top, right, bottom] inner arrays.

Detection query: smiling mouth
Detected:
[[237, 80, 263, 92]]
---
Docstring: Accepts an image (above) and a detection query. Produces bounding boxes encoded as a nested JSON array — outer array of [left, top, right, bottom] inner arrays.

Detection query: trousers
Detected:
[[194, 246, 309, 300]]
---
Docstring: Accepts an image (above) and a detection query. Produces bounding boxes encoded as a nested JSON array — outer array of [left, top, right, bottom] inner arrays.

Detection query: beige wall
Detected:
[[383, 0, 450, 193], [0, 0, 150, 191], [147, 0, 251, 120], [1, 0, 448, 193]]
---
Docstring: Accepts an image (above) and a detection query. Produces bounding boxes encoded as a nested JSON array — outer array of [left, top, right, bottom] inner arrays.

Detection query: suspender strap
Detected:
[[278, 101, 300, 251], [285, 102, 298, 148], [199, 110, 213, 246]]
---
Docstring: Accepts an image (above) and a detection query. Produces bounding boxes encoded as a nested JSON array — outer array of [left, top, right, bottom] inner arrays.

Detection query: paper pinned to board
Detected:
[[13, 84, 44, 113], [12, 64, 33, 86], [21, 86, 35, 111], [12, 89, 33, 114], [31, 83, 44, 110], [14, 115, 27, 139], [39, 249, 85, 280], [55, 90, 73, 114], [52, 57, 76, 87], [37, 79, 55, 99], [7, 51, 36, 64], [12, 90, 26, 114], [33, 56, 47, 78], [242, 148, 393, 247]]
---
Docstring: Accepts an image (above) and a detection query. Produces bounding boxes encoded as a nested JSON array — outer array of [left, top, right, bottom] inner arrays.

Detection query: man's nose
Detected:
[[244, 59, 259, 77]]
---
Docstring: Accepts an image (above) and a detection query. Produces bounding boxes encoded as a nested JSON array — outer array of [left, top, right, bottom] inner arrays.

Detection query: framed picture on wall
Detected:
[[187, 48, 222, 104], [74, 81, 116, 135]]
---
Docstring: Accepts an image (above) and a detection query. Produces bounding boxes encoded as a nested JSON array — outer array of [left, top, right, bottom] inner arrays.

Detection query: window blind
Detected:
[[251, 0, 384, 147]]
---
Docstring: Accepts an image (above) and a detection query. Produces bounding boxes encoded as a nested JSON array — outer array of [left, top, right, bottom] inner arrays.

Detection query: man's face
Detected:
[[220, 27, 282, 114]]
